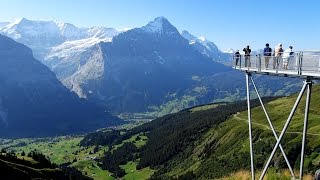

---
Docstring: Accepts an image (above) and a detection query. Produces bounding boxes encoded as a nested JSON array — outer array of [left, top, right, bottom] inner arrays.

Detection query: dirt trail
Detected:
[[233, 113, 320, 136]]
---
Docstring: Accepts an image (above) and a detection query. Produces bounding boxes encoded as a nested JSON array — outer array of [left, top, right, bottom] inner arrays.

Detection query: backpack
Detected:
[[264, 47, 271, 56]]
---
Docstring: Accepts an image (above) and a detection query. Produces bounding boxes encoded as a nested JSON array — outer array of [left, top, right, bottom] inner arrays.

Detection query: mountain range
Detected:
[[181, 30, 231, 65], [0, 17, 302, 115]]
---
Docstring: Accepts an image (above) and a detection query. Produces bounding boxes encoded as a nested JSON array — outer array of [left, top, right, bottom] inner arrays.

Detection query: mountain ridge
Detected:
[[0, 17, 302, 116], [0, 34, 121, 137], [181, 30, 231, 64]]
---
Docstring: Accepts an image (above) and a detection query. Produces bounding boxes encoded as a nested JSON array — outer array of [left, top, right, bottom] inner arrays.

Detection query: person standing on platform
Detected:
[[235, 50, 241, 67], [282, 46, 294, 70], [243, 45, 251, 67], [274, 43, 283, 69], [263, 43, 272, 69]]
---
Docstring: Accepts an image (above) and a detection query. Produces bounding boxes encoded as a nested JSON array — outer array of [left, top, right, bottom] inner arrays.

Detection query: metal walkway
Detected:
[[233, 51, 319, 180], [233, 51, 320, 79]]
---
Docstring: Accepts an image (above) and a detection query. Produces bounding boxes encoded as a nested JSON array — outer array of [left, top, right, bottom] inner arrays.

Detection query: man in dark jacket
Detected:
[[263, 43, 272, 68], [235, 50, 241, 67], [243, 45, 251, 67]]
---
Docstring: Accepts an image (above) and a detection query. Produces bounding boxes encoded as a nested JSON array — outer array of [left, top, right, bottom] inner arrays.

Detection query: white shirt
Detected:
[[282, 48, 293, 58]]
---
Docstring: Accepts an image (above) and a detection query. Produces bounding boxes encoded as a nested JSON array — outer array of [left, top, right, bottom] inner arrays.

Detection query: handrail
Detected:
[[232, 51, 320, 78]]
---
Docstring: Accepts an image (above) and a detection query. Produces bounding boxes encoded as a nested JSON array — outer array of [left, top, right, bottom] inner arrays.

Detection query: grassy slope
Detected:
[[2, 85, 320, 179], [120, 161, 154, 180], [0, 134, 152, 180], [71, 159, 113, 180], [0, 156, 89, 180], [112, 134, 148, 150], [161, 86, 320, 179], [0, 158, 50, 179], [0, 136, 110, 178], [218, 169, 313, 180]]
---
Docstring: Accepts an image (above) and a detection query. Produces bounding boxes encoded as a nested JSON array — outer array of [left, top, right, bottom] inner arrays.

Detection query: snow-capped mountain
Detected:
[[0, 22, 9, 29], [0, 18, 120, 43], [87, 26, 120, 38], [44, 37, 108, 80], [62, 17, 231, 112], [224, 48, 235, 54], [1, 18, 64, 47], [0, 18, 124, 94], [141, 16, 179, 36], [181, 30, 231, 65], [55, 21, 87, 40], [0, 18, 122, 61]]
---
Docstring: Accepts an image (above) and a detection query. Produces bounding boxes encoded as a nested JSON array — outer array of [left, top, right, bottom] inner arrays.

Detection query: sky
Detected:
[[0, 0, 319, 51]]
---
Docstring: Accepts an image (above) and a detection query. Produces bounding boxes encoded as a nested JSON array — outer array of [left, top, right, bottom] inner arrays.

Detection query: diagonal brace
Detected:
[[250, 77, 295, 179], [259, 81, 308, 180]]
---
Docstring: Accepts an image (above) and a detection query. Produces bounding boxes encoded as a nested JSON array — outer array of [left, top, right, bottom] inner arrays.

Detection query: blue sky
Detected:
[[0, 0, 319, 51]]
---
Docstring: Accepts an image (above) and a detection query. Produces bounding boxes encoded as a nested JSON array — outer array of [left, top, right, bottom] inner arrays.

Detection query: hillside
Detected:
[[78, 84, 320, 179], [0, 149, 91, 180], [145, 85, 320, 179], [1, 85, 320, 179]]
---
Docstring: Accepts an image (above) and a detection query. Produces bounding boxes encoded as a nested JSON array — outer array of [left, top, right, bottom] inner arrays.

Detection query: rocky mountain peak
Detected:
[[181, 30, 196, 40], [141, 16, 179, 36]]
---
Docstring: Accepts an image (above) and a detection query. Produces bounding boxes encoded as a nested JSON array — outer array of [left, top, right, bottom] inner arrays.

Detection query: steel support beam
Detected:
[[300, 78, 312, 179], [250, 77, 295, 179], [246, 72, 255, 180]]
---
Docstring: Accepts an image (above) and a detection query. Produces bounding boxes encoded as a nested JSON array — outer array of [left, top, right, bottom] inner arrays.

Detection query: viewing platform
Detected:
[[232, 51, 320, 79], [234, 51, 320, 180]]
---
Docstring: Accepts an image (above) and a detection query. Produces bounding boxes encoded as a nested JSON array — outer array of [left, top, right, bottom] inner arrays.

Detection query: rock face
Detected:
[[181, 30, 230, 64], [0, 34, 120, 137], [94, 17, 230, 112]]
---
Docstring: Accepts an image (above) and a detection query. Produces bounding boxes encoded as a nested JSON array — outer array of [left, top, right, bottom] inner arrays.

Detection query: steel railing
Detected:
[[232, 51, 320, 77]]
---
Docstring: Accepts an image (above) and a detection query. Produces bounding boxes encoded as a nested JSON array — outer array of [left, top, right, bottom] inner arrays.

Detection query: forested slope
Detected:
[[63, 85, 320, 179]]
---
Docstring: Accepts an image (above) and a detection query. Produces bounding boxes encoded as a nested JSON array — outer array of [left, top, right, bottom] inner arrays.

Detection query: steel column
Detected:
[[246, 72, 255, 180], [300, 79, 312, 179]]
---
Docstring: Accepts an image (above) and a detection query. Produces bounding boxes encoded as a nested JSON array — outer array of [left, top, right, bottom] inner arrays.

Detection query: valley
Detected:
[[2, 86, 320, 179]]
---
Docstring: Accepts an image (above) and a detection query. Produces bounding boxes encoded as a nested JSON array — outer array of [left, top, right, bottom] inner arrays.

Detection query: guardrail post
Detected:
[[276, 56, 279, 74], [318, 55, 320, 72], [295, 53, 299, 73], [259, 55, 262, 72], [299, 52, 303, 75]]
